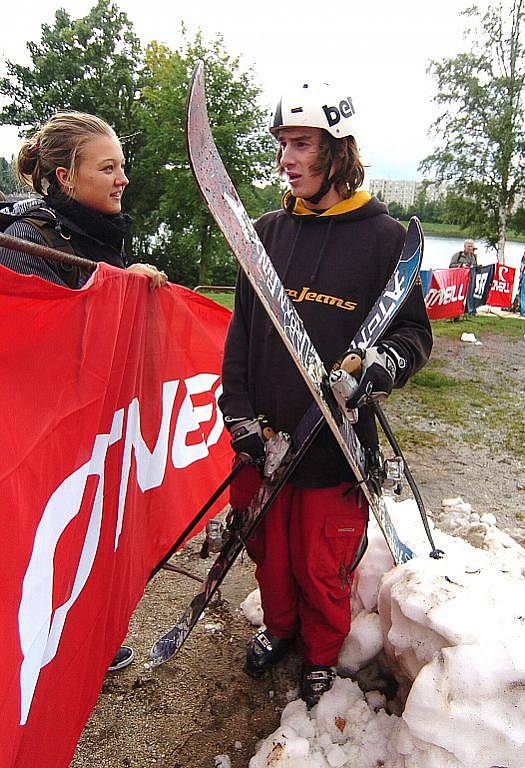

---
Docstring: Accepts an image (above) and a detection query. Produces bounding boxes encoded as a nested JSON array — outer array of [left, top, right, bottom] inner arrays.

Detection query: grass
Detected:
[[431, 315, 525, 339], [201, 291, 234, 310], [400, 219, 525, 243], [392, 362, 488, 428], [387, 347, 525, 460], [205, 290, 525, 460]]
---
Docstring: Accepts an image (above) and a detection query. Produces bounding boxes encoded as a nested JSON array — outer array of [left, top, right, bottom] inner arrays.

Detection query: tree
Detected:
[[420, 1, 525, 262], [0, 0, 144, 188], [387, 201, 406, 220], [0, 156, 18, 195], [405, 183, 446, 223], [133, 31, 274, 285]]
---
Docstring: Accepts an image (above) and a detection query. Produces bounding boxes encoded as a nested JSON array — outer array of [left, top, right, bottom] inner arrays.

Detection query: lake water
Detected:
[[423, 234, 524, 294]]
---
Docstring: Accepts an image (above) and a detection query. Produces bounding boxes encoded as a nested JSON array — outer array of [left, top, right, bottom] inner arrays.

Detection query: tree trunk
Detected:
[[497, 205, 507, 264]]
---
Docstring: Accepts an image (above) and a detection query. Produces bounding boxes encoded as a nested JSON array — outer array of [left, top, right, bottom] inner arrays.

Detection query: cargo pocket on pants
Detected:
[[318, 515, 366, 596]]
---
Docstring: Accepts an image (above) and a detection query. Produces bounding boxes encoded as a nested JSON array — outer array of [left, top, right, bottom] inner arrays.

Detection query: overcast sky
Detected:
[[0, 0, 482, 180]]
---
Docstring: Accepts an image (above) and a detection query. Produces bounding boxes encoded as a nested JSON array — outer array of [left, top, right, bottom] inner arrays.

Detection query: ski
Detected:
[[185, 61, 419, 565], [148, 408, 324, 668], [147, 62, 425, 668]]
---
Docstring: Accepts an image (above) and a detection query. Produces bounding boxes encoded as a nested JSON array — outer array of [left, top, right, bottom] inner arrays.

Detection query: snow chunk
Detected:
[[338, 610, 383, 674], [240, 588, 264, 626], [250, 677, 398, 767], [204, 622, 223, 633], [248, 725, 319, 767], [460, 332, 482, 344]]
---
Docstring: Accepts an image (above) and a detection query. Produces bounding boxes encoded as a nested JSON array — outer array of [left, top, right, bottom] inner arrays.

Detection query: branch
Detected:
[[0, 232, 97, 271]]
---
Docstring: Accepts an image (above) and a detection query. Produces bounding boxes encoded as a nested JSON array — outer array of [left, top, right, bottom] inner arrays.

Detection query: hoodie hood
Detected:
[[283, 190, 391, 222]]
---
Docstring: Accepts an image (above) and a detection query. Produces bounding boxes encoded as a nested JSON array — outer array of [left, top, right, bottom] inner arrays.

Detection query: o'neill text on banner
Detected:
[[486, 264, 516, 309], [0, 263, 232, 768], [424, 267, 470, 320]]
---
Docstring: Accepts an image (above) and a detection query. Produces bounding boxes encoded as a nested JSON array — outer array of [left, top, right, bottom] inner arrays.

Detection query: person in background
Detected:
[[0, 111, 167, 671], [449, 238, 477, 269]]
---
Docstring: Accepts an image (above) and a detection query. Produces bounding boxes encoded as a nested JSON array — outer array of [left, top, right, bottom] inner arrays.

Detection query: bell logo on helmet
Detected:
[[322, 97, 355, 129]]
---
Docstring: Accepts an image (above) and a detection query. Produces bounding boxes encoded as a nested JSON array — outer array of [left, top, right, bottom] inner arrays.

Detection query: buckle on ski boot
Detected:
[[245, 628, 293, 678]]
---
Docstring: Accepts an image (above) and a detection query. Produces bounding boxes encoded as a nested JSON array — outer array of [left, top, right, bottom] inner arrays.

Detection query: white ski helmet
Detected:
[[270, 82, 356, 139]]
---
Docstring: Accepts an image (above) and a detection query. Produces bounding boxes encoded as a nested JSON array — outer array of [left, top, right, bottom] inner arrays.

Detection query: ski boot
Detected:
[[300, 664, 336, 708], [245, 628, 293, 678]]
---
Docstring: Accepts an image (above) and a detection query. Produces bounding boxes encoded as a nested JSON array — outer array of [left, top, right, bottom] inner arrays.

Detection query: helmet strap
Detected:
[[303, 136, 337, 205], [303, 170, 335, 205]]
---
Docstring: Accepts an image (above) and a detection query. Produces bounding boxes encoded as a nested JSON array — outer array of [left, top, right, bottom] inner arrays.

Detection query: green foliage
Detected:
[[420, 1, 525, 260], [132, 30, 274, 285], [0, 0, 143, 162], [245, 181, 285, 219], [405, 183, 447, 223], [0, 2, 276, 286], [0, 156, 19, 195], [387, 201, 406, 220], [511, 204, 525, 233]]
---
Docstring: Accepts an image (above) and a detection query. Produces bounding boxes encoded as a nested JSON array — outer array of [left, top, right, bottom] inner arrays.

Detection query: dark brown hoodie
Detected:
[[219, 192, 432, 487]]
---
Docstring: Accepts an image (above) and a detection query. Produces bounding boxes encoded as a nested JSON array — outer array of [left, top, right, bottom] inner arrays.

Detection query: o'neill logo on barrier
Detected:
[[425, 268, 470, 320], [487, 264, 516, 308], [17, 373, 223, 727], [425, 282, 466, 307]]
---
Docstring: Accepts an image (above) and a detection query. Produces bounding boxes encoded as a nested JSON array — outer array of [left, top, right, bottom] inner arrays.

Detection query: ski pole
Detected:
[[373, 402, 444, 559], [149, 460, 246, 579]]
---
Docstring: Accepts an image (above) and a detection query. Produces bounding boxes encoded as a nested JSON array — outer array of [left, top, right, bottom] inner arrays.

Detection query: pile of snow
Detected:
[[246, 497, 525, 767]]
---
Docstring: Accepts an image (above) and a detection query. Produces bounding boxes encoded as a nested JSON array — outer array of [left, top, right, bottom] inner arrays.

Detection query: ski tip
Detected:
[[147, 640, 172, 669], [191, 60, 204, 85], [399, 216, 423, 264], [187, 60, 205, 120], [407, 216, 423, 244]]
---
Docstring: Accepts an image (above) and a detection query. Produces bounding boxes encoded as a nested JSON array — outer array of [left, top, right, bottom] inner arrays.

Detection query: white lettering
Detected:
[[425, 281, 466, 307], [18, 409, 123, 725], [18, 371, 225, 725], [115, 380, 179, 549], [172, 373, 223, 469]]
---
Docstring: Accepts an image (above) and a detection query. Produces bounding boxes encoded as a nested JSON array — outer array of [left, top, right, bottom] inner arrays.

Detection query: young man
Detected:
[[219, 83, 432, 707]]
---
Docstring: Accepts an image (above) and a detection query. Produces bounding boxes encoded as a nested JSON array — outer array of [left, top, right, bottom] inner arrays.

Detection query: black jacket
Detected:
[[219, 192, 433, 488], [0, 197, 128, 288]]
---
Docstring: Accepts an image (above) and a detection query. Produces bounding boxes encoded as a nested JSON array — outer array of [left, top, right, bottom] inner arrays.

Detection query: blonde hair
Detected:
[[17, 111, 117, 195]]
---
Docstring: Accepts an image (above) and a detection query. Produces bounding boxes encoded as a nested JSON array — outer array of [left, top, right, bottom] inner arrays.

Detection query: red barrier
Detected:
[[0, 264, 231, 768], [424, 267, 470, 319], [486, 264, 516, 308]]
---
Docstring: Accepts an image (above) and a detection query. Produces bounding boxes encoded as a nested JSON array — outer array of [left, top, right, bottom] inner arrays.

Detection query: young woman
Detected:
[[0, 112, 168, 671], [0, 110, 166, 291]]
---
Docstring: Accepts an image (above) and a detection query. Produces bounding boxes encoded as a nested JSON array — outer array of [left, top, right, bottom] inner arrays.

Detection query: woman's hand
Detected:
[[127, 263, 168, 290]]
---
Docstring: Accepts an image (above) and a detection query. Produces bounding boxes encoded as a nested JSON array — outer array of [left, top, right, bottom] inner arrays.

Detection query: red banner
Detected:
[[0, 264, 232, 768], [424, 267, 470, 319], [486, 263, 516, 308]]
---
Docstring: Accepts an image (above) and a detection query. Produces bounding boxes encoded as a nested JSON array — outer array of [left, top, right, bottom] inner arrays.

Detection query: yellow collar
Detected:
[[288, 190, 372, 216]]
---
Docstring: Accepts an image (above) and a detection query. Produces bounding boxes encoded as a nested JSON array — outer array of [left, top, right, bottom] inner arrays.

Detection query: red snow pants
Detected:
[[231, 466, 368, 666]]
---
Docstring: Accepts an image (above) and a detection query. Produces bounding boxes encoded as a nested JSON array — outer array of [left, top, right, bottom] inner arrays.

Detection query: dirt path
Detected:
[[71, 330, 525, 768]]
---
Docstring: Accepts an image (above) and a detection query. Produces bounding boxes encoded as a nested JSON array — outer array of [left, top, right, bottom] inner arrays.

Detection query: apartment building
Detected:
[[368, 179, 447, 207]]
